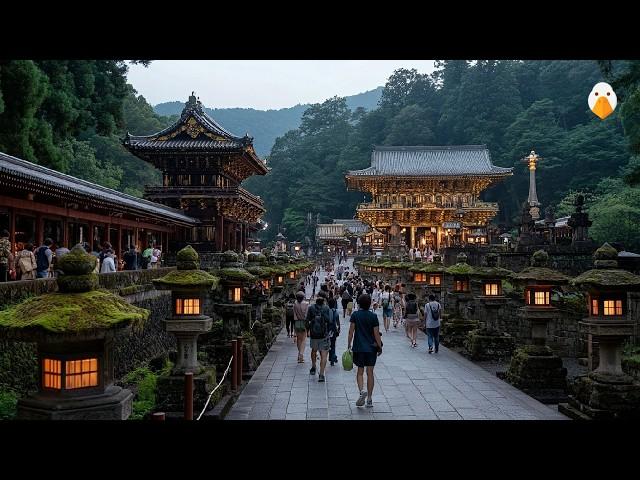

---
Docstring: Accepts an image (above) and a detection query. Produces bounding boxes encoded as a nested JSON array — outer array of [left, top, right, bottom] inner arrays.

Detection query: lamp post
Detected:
[[522, 150, 542, 220]]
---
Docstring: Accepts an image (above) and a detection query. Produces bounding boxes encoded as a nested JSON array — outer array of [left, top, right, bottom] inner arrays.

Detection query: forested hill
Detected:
[[153, 87, 383, 156], [247, 61, 640, 252]]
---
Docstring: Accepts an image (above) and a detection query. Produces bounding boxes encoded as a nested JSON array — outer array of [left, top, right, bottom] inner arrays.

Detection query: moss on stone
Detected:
[[594, 243, 618, 260], [409, 263, 446, 273], [446, 263, 476, 276], [245, 266, 271, 278], [513, 267, 569, 284], [176, 245, 199, 262], [217, 268, 256, 282], [153, 269, 219, 288], [471, 266, 514, 279], [57, 245, 97, 276], [248, 253, 267, 263], [0, 290, 149, 333], [572, 269, 640, 288]]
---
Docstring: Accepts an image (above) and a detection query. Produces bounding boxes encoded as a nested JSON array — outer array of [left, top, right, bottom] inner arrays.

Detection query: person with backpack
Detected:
[[151, 245, 162, 269], [305, 291, 331, 382], [35, 238, 53, 279], [380, 285, 393, 332], [340, 283, 352, 319], [347, 293, 382, 408], [16, 243, 37, 281], [424, 294, 442, 354], [285, 293, 296, 339], [327, 290, 340, 366], [123, 245, 139, 270], [293, 291, 309, 363]]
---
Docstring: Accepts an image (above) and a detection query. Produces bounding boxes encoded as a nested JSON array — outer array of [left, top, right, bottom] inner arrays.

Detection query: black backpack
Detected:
[[36, 246, 49, 272], [309, 304, 328, 339], [429, 302, 441, 321]]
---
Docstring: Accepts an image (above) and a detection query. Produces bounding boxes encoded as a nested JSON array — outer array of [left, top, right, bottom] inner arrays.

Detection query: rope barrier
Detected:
[[196, 355, 234, 421]]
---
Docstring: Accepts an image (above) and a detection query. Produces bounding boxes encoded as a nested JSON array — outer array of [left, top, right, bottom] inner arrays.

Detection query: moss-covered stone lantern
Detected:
[[153, 245, 218, 375], [0, 244, 149, 420], [441, 253, 478, 347], [506, 250, 569, 403], [464, 253, 515, 360], [559, 243, 640, 419]]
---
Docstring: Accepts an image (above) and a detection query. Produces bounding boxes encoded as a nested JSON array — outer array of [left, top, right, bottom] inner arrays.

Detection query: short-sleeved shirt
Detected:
[[350, 309, 379, 353], [424, 301, 442, 328]]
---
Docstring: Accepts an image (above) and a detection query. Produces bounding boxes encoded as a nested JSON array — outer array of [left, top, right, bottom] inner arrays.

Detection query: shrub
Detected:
[[0, 389, 18, 420]]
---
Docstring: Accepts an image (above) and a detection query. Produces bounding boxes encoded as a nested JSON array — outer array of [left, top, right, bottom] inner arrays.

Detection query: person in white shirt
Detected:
[[415, 249, 422, 261], [100, 251, 116, 273]]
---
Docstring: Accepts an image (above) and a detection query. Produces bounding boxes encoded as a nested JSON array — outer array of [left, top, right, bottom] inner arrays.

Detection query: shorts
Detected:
[[310, 337, 330, 351], [353, 351, 377, 368], [294, 320, 306, 332], [405, 313, 419, 327], [382, 306, 393, 317]]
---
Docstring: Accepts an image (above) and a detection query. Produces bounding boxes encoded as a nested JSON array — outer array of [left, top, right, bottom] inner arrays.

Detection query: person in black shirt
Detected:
[[347, 294, 382, 408]]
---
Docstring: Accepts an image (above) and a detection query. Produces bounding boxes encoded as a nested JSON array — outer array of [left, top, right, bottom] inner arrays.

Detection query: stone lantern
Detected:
[[464, 253, 515, 360], [506, 250, 569, 403], [0, 244, 149, 420], [441, 253, 478, 347], [559, 243, 640, 419], [212, 250, 256, 333], [153, 245, 218, 375]]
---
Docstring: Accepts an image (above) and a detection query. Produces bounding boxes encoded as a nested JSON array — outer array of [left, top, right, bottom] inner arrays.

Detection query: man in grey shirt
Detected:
[[424, 294, 442, 354]]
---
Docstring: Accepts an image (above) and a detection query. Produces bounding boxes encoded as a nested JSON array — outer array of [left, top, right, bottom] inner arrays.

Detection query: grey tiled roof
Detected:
[[332, 218, 370, 234], [347, 145, 513, 176], [0, 152, 198, 225], [124, 139, 244, 150]]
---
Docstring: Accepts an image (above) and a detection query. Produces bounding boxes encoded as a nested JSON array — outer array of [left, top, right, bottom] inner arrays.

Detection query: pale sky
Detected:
[[126, 60, 436, 110]]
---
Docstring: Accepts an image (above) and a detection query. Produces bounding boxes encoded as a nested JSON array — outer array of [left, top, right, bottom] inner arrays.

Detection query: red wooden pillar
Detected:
[[117, 224, 122, 261], [62, 219, 69, 248], [106, 223, 111, 245], [36, 213, 43, 247], [88, 222, 94, 249], [9, 208, 15, 252]]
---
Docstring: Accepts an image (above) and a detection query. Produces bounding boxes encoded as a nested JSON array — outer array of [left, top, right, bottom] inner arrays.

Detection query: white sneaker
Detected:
[[366, 398, 373, 408], [356, 390, 367, 407]]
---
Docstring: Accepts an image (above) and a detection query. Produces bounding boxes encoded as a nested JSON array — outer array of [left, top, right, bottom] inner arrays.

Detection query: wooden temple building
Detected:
[[123, 93, 268, 253], [345, 145, 512, 251], [0, 151, 196, 255]]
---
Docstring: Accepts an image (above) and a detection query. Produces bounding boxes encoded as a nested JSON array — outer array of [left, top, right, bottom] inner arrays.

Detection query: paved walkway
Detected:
[[226, 258, 567, 420]]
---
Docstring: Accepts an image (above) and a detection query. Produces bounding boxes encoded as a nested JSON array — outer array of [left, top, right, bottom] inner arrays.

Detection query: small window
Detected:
[[534, 291, 549, 305], [261, 279, 270, 289], [65, 358, 99, 389], [429, 275, 442, 286], [229, 287, 242, 303], [484, 282, 499, 296], [176, 298, 200, 315], [43, 359, 62, 390], [591, 299, 599, 315], [289, 271, 295, 279], [454, 279, 469, 292], [414, 273, 427, 282], [603, 299, 623, 316]]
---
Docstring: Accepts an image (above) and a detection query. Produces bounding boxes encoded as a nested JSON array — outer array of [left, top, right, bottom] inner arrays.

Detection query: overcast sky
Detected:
[[126, 60, 436, 110]]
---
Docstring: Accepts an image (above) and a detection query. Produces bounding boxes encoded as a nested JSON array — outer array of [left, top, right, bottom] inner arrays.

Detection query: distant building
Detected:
[[123, 93, 268, 253], [345, 145, 513, 251]]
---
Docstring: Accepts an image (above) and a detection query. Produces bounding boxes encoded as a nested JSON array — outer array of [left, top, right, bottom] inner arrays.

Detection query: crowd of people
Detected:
[[408, 246, 436, 263], [0, 229, 163, 282], [286, 257, 443, 409]]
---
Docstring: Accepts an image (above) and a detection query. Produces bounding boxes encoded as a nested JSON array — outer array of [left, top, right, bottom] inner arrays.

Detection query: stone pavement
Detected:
[[226, 258, 568, 420]]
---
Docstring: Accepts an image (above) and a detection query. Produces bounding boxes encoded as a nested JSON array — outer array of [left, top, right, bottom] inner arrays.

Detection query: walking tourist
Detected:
[[0, 230, 13, 282], [100, 249, 116, 273], [347, 294, 382, 408], [404, 293, 420, 348], [340, 282, 353, 319], [392, 285, 404, 328], [15, 243, 37, 281], [293, 291, 309, 363], [35, 238, 53, 279], [123, 245, 139, 270], [306, 291, 331, 382], [327, 290, 340, 366], [285, 293, 296, 338], [151, 245, 162, 268], [380, 285, 393, 332], [424, 294, 442, 354], [141, 245, 153, 269]]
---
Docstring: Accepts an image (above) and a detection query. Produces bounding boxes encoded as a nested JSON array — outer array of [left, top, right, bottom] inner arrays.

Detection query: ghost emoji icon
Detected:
[[588, 82, 617, 120]]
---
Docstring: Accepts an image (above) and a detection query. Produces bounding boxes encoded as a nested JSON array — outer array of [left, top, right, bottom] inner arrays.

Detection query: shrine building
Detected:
[[345, 145, 512, 251]]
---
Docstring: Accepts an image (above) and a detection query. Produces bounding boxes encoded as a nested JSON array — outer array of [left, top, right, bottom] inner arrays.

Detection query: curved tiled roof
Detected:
[[347, 145, 513, 176], [0, 152, 198, 225], [123, 139, 244, 150]]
